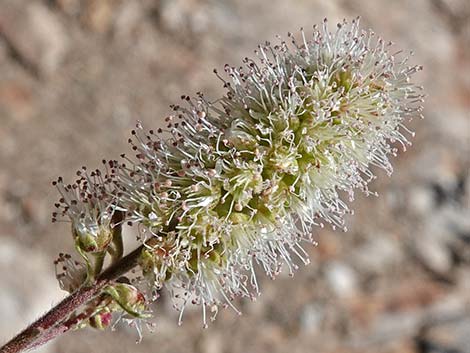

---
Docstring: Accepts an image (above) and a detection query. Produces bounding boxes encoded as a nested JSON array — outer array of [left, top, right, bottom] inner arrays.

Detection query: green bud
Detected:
[[105, 283, 148, 318], [73, 224, 113, 253]]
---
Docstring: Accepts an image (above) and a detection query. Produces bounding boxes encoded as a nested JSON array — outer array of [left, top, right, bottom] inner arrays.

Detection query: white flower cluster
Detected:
[[53, 18, 424, 328]]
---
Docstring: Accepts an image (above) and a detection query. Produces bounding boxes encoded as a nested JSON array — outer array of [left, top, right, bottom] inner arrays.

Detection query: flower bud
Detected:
[[73, 222, 113, 253], [105, 283, 148, 318], [89, 309, 113, 330]]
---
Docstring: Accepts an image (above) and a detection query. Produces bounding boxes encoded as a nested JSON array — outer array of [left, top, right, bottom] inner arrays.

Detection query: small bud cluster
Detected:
[[53, 18, 424, 330], [79, 282, 151, 338], [52, 166, 118, 255]]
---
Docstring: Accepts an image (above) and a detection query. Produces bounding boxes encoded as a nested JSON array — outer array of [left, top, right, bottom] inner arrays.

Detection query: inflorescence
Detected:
[[52, 18, 424, 333]]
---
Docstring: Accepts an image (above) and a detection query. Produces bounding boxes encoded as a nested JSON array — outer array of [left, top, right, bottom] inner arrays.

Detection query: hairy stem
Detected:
[[0, 240, 152, 353]]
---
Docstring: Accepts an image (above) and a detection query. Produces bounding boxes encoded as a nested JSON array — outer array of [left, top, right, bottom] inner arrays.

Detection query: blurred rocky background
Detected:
[[0, 0, 469, 352]]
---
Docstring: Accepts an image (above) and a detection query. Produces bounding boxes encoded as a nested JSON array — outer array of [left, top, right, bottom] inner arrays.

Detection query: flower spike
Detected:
[[116, 18, 424, 324]]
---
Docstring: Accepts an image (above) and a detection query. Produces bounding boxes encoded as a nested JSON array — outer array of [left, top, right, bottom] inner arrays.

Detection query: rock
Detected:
[[157, 0, 211, 36], [432, 0, 470, 40], [0, 35, 9, 63], [408, 185, 436, 216], [465, 172, 470, 212], [418, 316, 470, 353], [351, 310, 422, 348], [54, 0, 82, 16], [300, 303, 324, 333], [423, 205, 470, 265], [413, 237, 453, 277], [425, 292, 468, 322], [446, 207, 470, 264], [198, 331, 223, 353], [411, 147, 461, 191], [113, 2, 145, 40], [428, 110, 470, 148], [411, 213, 454, 276], [0, 2, 69, 76], [0, 80, 34, 121], [352, 235, 404, 274], [324, 261, 358, 298], [442, 205, 470, 239], [315, 230, 341, 261], [82, 0, 115, 33]]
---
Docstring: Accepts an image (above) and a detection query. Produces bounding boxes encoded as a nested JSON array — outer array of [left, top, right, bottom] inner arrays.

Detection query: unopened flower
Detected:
[[114, 17, 424, 326], [89, 309, 113, 330], [104, 283, 149, 318]]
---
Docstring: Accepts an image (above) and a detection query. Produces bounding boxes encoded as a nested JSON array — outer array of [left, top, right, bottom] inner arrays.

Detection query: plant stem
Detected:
[[0, 241, 151, 353]]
